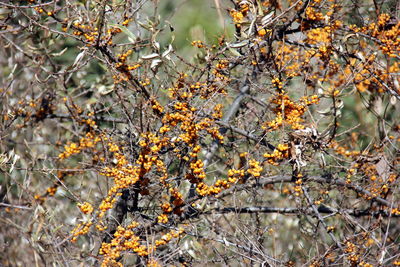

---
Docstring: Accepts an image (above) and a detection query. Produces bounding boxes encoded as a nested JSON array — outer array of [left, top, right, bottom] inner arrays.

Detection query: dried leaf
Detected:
[[161, 44, 173, 58], [150, 58, 163, 73], [141, 53, 160, 60], [51, 47, 68, 57], [261, 11, 275, 26], [228, 40, 249, 48]]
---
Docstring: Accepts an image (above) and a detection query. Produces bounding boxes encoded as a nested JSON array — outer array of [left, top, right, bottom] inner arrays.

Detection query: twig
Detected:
[[203, 85, 250, 167], [216, 175, 392, 207], [0, 202, 32, 210], [0, 1, 54, 8], [302, 186, 343, 249], [208, 205, 398, 217], [215, 120, 275, 150]]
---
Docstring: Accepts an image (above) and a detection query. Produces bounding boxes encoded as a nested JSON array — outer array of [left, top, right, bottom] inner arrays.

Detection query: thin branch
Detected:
[[208, 205, 398, 217], [0, 1, 55, 8], [0, 202, 32, 210], [215, 120, 275, 150], [217, 175, 392, 207], [303, 186, 343, 249], [203, 84, 250, 167], [48, 113, 127, 123]]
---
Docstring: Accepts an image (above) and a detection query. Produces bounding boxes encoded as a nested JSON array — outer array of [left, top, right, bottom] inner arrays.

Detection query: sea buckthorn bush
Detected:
[[1, 0, 399, 266]]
